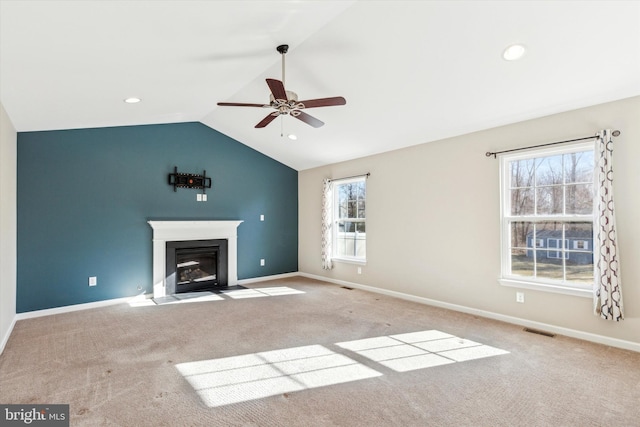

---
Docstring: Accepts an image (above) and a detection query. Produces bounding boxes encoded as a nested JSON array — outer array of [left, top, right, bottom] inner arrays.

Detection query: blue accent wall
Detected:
[[17, 122, 298, 312]]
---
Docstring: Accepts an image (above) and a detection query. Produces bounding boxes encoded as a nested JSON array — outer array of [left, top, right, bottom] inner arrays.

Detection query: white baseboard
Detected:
[[298, 272, 640, 353], [0, 316, 17, 356], [15, 296, 139, 321], [238, 272, 299, 285]]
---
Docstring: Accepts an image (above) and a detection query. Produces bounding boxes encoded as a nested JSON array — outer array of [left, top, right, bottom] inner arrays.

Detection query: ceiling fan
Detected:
[[217, 44, 346, 129]]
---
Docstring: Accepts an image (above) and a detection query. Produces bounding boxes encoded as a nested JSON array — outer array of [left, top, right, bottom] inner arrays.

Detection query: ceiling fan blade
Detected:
[[293, 111, 324, 128], [255, 113, 279, 128], [266, 78, 288, 101], [217, 102, 269, 107], [298, 97, 346, 109]]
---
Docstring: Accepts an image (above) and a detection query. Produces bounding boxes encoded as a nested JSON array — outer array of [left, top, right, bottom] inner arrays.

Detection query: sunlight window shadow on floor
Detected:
[[221, 286, 304, 299], [129, 287, 305, 307], [176, 329, 509, 407], [336, 330, 509, 372], [176, 345, 382, 407]]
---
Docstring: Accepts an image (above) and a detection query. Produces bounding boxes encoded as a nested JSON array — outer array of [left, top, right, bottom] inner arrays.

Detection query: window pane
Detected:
[[536, 221, 563, 237], [339, 221, 354, 233], [564, 151, 594, 184], [510, 221, 531, 248], [566, 258, 593, 284], [510, 248, 534, 277], [566, 222, 593, 282], [339, 186, 348, 204], [536, 256, 564, 281], [510, 158, 535, 188], [357, 200, 365, 219], [357, 182, 366, 198], [511, 188, 534, 215], [356, 222, 366, 233], [536, 186, 563, 215], [536, 155, 563, 186], [348, 201, 356, 218], [565, 184, 593, 214]]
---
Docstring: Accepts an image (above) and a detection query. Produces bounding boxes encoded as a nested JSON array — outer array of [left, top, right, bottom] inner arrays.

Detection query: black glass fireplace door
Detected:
[[165, 239, 228, 294], [176, 248, 217, 287]]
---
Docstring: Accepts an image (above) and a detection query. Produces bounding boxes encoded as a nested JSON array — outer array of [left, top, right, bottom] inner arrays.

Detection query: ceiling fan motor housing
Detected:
[[217, 43, 344, 128], [270, 91, 304, 115]]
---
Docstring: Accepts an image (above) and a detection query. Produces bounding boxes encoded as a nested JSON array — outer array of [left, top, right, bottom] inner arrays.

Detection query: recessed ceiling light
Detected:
[[503, 44, 526, 61], [124, 97, 141, 104], [288, 134, 298, 140]]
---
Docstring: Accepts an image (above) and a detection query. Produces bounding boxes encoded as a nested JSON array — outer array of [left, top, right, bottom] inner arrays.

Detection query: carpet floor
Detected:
[[1, 276, 639, 426]]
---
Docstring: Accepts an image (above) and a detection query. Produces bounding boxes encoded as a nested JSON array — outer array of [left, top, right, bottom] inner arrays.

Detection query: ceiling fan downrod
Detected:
[[277, 44, 288, 86]]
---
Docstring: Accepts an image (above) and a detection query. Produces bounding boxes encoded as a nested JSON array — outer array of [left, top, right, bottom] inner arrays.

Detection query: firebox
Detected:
[[165, 239, 228, 294]]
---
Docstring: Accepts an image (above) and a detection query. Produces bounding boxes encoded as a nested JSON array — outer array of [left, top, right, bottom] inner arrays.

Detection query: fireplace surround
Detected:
[[148, 220, 243, 298]]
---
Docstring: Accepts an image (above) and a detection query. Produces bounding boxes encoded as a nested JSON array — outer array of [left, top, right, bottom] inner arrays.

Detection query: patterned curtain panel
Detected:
[[594, 129, 624, 321], [321, 178, 333, 270]]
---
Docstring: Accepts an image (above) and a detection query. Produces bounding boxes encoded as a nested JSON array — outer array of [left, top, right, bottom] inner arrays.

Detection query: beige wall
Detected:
[[0, 101, 17, 353], [299, 96, 640, 346]]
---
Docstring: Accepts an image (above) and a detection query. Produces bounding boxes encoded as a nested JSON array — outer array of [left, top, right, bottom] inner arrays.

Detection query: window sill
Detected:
[[499, 278, 593, 298], [332, 257, 367, 266]]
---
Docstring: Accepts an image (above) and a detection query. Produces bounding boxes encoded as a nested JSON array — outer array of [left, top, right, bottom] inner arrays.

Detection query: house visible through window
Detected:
[[500, 141, 595, 295], [333, 177, 366, 262]]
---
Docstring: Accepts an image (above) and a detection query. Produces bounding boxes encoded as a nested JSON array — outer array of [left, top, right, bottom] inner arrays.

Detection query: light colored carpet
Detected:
[[1, 276, 638, 426]]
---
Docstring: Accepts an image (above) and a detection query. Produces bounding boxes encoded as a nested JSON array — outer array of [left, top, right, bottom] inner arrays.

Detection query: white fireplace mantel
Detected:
[[148, 220, 243, 298]]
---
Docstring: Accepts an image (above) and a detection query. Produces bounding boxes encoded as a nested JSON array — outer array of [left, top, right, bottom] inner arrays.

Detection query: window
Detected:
[[333, 177, 366, 262], [500, 142, 595, 296]]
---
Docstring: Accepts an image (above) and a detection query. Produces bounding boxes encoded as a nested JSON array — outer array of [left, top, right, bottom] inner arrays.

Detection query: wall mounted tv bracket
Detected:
[[168, 166, 212, 192]]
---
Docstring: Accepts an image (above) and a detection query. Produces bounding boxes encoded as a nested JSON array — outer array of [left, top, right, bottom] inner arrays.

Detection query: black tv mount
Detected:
[[168, 166, 212, 192]]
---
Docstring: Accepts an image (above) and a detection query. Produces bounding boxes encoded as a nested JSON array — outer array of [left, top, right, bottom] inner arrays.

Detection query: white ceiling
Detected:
[[1, 1, 639, 170]]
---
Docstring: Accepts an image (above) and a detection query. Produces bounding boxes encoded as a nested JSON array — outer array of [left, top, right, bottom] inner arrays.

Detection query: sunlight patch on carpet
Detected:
[[222, 287, 305, 299], [176, 345, 382, 407], [336, 330, 509, 372], [220, 289, 269, 299]]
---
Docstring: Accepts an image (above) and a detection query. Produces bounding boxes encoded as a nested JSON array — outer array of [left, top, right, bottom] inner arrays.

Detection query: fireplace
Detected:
[[148, 220, 243, 298], [166, 239, 228, 294]]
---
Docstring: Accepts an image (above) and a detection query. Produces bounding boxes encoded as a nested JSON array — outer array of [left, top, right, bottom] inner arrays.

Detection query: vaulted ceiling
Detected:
[[1, 1, 639, 170]]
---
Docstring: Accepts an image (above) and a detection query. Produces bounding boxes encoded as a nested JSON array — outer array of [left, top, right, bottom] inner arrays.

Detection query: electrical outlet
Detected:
[[202, 194, 207, 201], [260, 259, 265, 266], [260, 214, 264, 221], [357, 267, 362, 275], [516, 292, 525, 303], [196, 194, 202, 201], [89, 276, 97, 287]]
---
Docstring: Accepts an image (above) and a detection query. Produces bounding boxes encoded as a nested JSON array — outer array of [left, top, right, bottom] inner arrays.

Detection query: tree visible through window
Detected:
[[333, 177, 366, 261], [501, 142, 594, 290]]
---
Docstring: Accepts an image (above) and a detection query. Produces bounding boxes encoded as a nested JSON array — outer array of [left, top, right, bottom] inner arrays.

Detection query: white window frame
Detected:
[[332, 176, 366, 264], [498, 141, 595, 298]]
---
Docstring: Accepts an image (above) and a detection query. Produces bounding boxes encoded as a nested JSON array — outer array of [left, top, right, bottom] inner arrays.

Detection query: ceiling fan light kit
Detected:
[[217, 44, 346, 129]]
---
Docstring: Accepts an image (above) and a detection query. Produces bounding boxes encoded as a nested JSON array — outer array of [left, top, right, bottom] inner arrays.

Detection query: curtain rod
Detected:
[[485, 130, 621, 158], [329, 172, 370, 182]]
